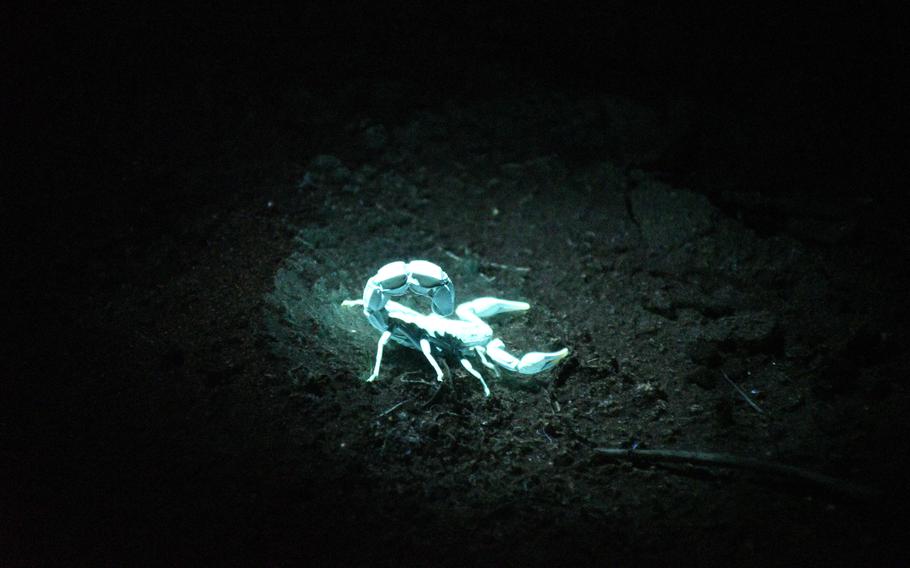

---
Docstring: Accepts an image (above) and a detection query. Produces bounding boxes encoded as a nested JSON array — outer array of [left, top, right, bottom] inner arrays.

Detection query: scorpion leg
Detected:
[[419, 338, 445, 382], [367, 330, 392, 382], [485, 338, 569, 375], [474, 345, 501, 377], [460, 358, 491, 397]]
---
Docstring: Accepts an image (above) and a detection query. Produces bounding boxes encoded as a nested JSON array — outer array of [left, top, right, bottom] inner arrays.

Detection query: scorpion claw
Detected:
[[456, 297, 529, 323], [429, 279, 456, 316], [361, 260, 455, 332], [485, 338, 569, 375]]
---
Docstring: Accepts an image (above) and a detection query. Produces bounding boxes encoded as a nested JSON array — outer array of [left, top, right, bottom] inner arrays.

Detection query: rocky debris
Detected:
[[696, 311, 782, 355], [627, 179, 717, 248]]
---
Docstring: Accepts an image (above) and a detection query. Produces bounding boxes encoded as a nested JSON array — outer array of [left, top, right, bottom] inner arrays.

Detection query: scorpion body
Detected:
[[343, 260, 568, 396]]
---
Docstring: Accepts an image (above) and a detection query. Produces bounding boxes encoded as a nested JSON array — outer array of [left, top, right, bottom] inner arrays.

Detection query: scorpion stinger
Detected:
[[342, 259, 569, 396]]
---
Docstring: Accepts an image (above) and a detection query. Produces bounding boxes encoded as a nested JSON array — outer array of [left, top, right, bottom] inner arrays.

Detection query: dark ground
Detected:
[[5, 4, 910, 566]]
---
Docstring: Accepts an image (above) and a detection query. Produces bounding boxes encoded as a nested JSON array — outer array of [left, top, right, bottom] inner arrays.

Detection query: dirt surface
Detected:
[[7, 85, 910, 566]]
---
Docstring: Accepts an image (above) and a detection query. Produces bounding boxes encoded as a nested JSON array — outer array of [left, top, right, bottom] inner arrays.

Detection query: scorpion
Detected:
[[342, 260, 568, 396]]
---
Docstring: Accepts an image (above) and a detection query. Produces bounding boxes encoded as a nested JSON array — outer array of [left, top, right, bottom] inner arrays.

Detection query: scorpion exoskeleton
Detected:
[[342, 260, 568, 396]]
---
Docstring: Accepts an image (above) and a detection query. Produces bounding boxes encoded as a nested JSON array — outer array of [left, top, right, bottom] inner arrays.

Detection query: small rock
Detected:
[[702, 311, 782, 354], [635, 312, 665, 336], [635, 381, 666, 402], [642, 289, 675, 319]]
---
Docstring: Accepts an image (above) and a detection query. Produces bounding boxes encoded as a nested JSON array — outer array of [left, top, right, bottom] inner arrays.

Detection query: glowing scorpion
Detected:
[[342, 260, 569, 396]]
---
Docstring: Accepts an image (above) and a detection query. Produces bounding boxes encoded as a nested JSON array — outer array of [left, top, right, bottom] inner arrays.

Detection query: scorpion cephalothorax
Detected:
[[342, 260, 568, 396]]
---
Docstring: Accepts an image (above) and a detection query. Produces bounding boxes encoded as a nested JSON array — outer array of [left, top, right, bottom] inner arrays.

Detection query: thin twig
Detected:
[[548, 389, 562, 414], [423, 380, 447, 408], [400, 377, 437, 386], [486, 261, 531, 272], [377, 398, 412, 418], [593, 448, 879, 500], [722, 371, 764, 414], [397, 370, 432, 385]]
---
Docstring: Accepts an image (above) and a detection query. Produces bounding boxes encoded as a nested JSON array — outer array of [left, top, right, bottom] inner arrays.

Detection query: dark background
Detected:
[[8, 4, 904, 244], [5, 3, 908, 565]]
